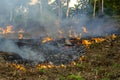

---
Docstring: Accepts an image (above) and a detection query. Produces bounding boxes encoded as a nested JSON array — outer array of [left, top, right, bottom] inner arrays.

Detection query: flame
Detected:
[[18, 29, 24, 33], [82, 27, 87, 33], [36, 64, 66, 69], [18, 34, 24, 39], [11, 63, 26, 71], [0, 25, 14, 34], [71, 61, 77, 66], [0, 25, 24, 39], [82, 40, 91, 46], [37, 64, 48, 69], [92, 38, 105, 43], [18, 29, 24, 39], [58, 29, 63, 38], [68, 26, 73, 38], [42, 36, 53, 43], [73, 32, 79, 38], [79, 56, 86, 61], [6, 25, 14, 34], [111, 34, 117, 40], [0, 28, 5, 34]]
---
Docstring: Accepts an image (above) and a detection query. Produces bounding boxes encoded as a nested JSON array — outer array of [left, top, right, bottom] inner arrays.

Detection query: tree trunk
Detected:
[[66, 0, 70, 18], [58, 0, 62, 21], [39, 0, 42, 17], [98, 0, 104, 16], [102, 0, 104, 14], [93, 0, 96, 17]]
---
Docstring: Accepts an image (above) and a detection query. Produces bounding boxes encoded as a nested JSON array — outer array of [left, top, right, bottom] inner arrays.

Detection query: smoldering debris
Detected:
[[0, 38, 86, 65], [0, 39, 45, 63], [0, 0, 119, 66]]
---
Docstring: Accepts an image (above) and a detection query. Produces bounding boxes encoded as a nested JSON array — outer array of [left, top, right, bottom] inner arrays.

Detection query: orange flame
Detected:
[[0, 25, 14, 34], [0, 28, 5, 34], [68, 27, 73, 38], [111, 34, 117, 40], [36, 64, 66, 69], [18, 34, 24, 39], [42, 37, 53, 43], [82, 27, 87, 33], [82, 40, 91, 46], [11, 63, 26, 71], [92, 38, 105, 43], [58, 29, 63, 38], [0, 25, 24, 36], [6, 25, 14, 34]]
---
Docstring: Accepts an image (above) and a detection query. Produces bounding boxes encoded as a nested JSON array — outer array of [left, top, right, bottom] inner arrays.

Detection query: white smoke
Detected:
[[0, 39, 45, 62], [0, 0, 118, 38]]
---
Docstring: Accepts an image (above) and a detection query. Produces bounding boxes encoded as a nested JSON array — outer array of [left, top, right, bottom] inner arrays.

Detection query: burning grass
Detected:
[[0, 34, 120, 80]]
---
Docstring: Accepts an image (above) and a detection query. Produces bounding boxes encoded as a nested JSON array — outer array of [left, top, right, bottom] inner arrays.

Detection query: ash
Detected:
[[0, 38, 86, 65]]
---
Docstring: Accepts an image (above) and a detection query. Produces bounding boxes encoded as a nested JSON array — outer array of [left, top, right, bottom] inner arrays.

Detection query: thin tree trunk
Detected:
[[58, 0, 62, 21], [93, 0, 96, 17], [66, 0, 70, 18], [10, 11, 13, 22], [102, 0, 104, 14], [98, 0, 104, 16], [40, 0, 42, 17]]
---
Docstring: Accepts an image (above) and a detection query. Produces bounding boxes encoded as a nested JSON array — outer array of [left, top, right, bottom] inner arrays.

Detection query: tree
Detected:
[[93, 0, 97, 17], [98, 0, 104, 16], [104, 0, 120, 15], [66, 0, 70, 18]]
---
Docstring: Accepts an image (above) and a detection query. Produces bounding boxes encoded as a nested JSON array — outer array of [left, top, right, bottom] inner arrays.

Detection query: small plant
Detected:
[[38, 68, 46, 74], [93, 67, 100, 76], [67, 74, 85, 80], [112, 63, 120, 68], [101, 78, 110, 80], [59, 75, 66, 80], [105, 72, 113, 78], [90, 42, 98, 48], [76, 63, 83, 68]]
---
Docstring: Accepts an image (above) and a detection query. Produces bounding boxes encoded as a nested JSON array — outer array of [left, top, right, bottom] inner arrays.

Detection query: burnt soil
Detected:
[[0, 35, 120, 80]]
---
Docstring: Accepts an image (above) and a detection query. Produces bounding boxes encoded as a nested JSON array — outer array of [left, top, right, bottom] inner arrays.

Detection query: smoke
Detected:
[[0, 0, 118, 58], [0, 0, 118, 38], [0, 39, 45, 62], [85, 16, 118, 36]]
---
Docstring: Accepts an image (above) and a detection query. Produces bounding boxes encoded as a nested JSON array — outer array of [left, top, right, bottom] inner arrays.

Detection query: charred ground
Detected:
[[0, 34, 120, 80]]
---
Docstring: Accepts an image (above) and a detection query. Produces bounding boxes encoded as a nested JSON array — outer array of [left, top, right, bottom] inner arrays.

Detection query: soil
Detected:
[[0, 35, 120, 80]]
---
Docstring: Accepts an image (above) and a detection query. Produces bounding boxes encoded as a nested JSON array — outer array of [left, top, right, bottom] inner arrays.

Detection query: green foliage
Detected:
[[59, 75, 66, 80], [104, 0, 120, 15], [90, 0, 120, 16], [38, 69, 46, 74], [76, 63, 83, 68], [90, 43, 98, 48], [112, 63, 120, 68], [93, 67, 100, 74], [101, 78, 110, 80], [67, 74, 85, 80]]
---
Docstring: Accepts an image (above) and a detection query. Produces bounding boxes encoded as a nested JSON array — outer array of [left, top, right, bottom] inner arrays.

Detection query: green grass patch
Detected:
[[76, 63, 83, 68], [101, 78, 110, 80], [67, 74, 85, 80]]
